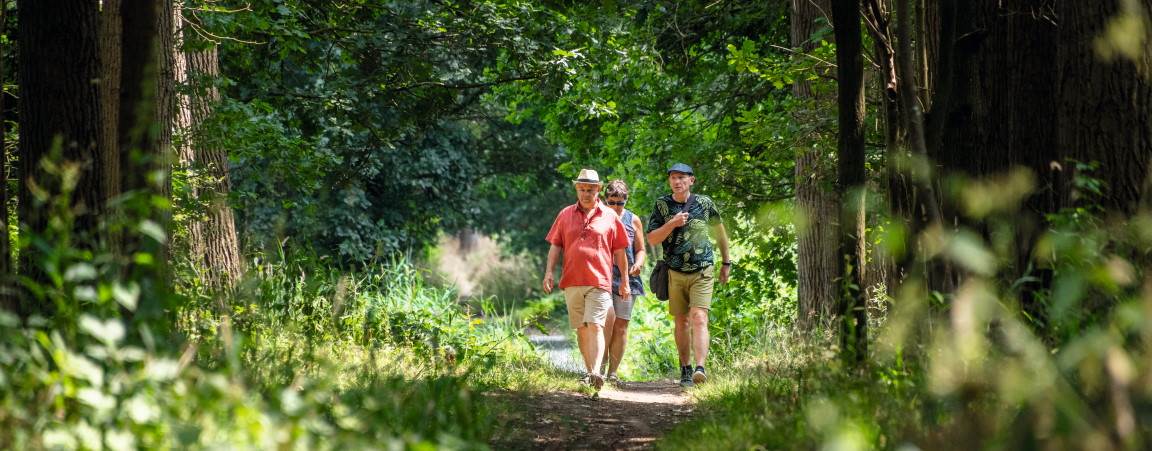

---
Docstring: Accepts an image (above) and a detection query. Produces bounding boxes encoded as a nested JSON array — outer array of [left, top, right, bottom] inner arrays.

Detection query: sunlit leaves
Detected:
[[1094, 0, 1152, 71], [79, 315, 126, 345], [206, 0, 570, 261], [959, 168, 1035, 219]]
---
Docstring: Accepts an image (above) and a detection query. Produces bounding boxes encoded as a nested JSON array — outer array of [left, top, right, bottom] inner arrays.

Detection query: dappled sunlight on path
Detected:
[[598, 381, 690, 406], [495, 332, 694, 449]]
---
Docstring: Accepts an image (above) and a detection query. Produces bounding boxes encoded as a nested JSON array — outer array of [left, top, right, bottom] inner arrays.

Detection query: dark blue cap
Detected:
[[668, 163, 694, 175]]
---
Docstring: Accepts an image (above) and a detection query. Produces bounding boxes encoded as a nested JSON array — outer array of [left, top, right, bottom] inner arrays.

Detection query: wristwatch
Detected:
[[722, 261, 732, 266]]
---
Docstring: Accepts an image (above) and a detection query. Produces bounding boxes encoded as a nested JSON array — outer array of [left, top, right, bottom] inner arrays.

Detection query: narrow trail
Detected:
[[492, 331, 695, 450]]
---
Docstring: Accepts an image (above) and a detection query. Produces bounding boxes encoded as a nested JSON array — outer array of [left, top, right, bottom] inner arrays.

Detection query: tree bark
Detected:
[[791, 0, 831, 98], [119, 0, 168, 194], [832, 0, 868, 363], [1058, 0, 1152, 216], [792, 0, 840, 331], [928, 0, 1061, 318], [17, 0, 107, 317], [99, 0, 122, 210], [862, 0, 907, 305], [117, 0, 174, 323], [0, 2, 10, 312], [174, 4, 244, 290], [892, 0, 951, 294]]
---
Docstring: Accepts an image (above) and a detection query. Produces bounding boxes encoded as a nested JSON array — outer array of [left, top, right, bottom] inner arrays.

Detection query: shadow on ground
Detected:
[[490, 380, 695, 450], [489, 332, 695, 450]]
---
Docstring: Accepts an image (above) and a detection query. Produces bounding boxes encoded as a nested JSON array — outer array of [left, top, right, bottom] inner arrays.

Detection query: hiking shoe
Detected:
[[589, 373, 605, 391], [606, 373, 624, 388], [679, 365, 694, 388], [692, 366, 707, 385]]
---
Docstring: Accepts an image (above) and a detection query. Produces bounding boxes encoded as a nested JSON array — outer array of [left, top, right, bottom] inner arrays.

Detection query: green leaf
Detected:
[[113, 281, 141, 312], [42, 429, 77, 449], [64, 263, 97, 282], [105, 429, 136, 451], [77, 387, 116, 413], [947, 231, 998, 276], [138, 220, 167, 243], [145, 358, 181, 381], [79, 314, 125, 345], [126, 395, 160, 423], [134, 253, 155, 265]]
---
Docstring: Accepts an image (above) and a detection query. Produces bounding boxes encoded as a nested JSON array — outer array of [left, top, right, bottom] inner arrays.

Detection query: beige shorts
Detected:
[[668, 266, 715, 316], [563, 286, 612, 328]]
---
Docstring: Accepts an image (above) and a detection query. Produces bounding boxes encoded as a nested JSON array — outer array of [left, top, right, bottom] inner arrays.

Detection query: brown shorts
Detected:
[[668, 266, 714, 316]]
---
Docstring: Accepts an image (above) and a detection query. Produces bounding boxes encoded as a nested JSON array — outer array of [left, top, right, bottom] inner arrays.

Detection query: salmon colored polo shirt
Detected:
[[545, 202, 629, 291]]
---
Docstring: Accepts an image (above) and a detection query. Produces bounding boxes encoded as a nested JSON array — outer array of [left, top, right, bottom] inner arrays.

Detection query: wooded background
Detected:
[[4, 1, 1152, 448]]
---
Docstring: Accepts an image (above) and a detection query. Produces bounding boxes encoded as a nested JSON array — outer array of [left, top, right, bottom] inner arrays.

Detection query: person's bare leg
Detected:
[[607, 319, 629, 375], [673, 314, 691, 366], [689, 307, 709, 367], [603, 307, 617, 374], [578, 323, 605, 376], [576, 325, 591, 373]]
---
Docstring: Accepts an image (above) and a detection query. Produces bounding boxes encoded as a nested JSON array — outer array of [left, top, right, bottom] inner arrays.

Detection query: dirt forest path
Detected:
[[492, 331, 696, 450]]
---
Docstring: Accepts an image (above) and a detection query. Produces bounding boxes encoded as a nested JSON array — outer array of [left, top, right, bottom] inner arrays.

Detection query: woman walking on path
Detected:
[[601, 179, 647, 386]]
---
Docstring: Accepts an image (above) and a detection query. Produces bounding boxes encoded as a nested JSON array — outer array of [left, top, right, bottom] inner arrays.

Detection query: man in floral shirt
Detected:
[[647, 163, 731, 387]]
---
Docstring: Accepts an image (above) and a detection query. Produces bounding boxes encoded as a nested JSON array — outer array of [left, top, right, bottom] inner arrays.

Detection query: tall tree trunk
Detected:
[[17, 0, 107, 317], [119, 0, 170, 196], [99, 0, 122, 212], [863, 0, 907, 304], [792, 0, 840, 331], [1059, 0, 1152, 216], [118, 0, 173, 322], [832, 0, 868, 363], [174, 4, 243, 290], [155, 0, 176, 199], [917, 0, 940, 109], [930, 0, 1059, 318], [0, 1, 10, 312], [894, 0, 949, 293]]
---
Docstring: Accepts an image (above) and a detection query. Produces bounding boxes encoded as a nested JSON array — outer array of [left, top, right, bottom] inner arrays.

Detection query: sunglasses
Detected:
[[605, 200, 627, 206]]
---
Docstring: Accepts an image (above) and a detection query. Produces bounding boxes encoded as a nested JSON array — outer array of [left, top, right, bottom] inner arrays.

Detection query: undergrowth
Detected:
[[1, 252, 571, 449]]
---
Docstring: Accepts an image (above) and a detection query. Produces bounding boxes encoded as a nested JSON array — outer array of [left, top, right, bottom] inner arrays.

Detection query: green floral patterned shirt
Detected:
[[647, 194, 722, 273]]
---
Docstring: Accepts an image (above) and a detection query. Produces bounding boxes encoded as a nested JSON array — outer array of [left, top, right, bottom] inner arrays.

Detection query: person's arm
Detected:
[[614, 248, 631, 300], [712, 222, 731, 283], [647, 212, 687, 245], [630, 215, 647, 275], [543, 244, 561, 293]]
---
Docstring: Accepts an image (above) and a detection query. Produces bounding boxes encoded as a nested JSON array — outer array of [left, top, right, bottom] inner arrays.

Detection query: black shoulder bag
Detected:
[[649, 195, 695, 301]]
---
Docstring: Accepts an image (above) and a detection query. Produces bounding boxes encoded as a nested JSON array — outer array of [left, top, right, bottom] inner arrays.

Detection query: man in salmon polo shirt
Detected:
[[542, 168, 631, 392]]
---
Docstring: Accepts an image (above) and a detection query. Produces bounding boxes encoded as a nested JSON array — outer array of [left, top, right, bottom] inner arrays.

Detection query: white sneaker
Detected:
[[692, 366, 707, 384]]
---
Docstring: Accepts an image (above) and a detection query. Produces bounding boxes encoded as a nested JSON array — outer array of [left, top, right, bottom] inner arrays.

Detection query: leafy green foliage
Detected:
[[658, 169, 1152, 449], [713, 217, 798, 342], [659, 334, 923, 450], [495, 1, 798, 212], [613, 295, 677, 379], [194, 0, 576, 262], [18, 1, 1152, 449], [2, 249, 568, 448]]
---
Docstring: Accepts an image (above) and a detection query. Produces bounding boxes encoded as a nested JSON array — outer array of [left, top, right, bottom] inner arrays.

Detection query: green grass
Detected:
[[0, 255, 576, 449], [613, 294, 678, 380], [657, 334, 926, 450]]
